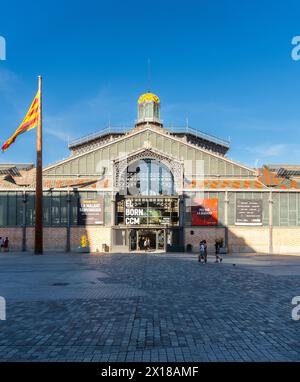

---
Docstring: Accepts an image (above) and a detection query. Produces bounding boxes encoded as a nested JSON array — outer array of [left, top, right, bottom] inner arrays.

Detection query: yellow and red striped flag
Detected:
[[2, 90, 40, 152]]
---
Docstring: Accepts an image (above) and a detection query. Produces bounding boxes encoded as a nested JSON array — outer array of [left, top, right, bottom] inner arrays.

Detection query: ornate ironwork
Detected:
[[113, 147, 183, 193]]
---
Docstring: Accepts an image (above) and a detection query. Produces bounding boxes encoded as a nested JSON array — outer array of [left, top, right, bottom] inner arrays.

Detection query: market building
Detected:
[[0, 92, 300, 254]]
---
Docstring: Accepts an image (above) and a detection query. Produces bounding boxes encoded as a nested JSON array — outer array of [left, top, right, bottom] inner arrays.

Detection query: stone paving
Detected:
[[0, 251, 300, 362]]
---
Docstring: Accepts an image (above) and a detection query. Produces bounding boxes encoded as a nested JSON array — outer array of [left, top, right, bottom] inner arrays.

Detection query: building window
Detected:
[[122, 159, 175, 196]]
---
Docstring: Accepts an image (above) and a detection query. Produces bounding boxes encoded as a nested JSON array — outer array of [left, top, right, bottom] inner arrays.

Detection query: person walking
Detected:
[[203, 240, 208, 263], [198, 240, 205, 263], [139, 236, 144, 251], [3, 237, 9, 252], [144, 237, 151, 251], [214, 239, 223, 263]]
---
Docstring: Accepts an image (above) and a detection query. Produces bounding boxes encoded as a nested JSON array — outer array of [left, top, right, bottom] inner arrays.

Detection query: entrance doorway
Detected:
[[129, 229, 166, 252]]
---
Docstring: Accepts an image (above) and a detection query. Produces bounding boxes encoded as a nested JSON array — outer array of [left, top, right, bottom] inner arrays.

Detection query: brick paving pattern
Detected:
[[0, 252, 299, 361]]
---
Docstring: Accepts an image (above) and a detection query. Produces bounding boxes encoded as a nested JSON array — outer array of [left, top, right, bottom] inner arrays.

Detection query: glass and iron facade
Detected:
[[1, 190, 300, 229], [1, 92, 300, 253]]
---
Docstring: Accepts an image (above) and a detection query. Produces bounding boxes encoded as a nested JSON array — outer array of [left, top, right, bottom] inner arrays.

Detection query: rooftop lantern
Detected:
[[136, 92, 162, 127]]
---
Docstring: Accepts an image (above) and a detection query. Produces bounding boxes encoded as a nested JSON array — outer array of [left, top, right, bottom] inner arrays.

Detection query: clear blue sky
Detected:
[[0, 0, 300, 167]]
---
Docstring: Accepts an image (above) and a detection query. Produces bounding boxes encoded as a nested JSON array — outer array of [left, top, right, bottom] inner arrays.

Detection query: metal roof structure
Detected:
[[68, 125, 230, 151]]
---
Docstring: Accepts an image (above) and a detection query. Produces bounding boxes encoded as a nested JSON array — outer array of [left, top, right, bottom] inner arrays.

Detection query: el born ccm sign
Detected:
[[125, 199, 144, 225]]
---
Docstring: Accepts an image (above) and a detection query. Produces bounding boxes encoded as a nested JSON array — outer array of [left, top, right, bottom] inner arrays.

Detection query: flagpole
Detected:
[[34, 75, 43, 254]]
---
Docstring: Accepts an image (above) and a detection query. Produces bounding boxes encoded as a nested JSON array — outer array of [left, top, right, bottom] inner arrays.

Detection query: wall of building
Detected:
[[0, 191, 112, 228], [43, 128, 255, 178], [1, 225, 300, 254], [2, 226, 111, 252], [184, 226, 270, 254], [26, 227, 68, 252], [273, 227, 300, 254], [0, 227, 23, 251], [184, 227, 225, 253], [227, 226, 270, 253], [184, 226, 300, 254], [70, 227, 111, 252]]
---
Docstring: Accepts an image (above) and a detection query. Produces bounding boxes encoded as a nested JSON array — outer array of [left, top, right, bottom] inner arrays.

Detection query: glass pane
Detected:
[[26, 193, 35, 226], [51, 193, 61, 226], [0, 193, 7, 226], [122, 159, 175, 196], [7, 193, 17, 226]]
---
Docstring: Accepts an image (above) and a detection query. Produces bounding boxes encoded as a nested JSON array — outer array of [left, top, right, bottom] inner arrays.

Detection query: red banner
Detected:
[[191, 198, 218, 226]]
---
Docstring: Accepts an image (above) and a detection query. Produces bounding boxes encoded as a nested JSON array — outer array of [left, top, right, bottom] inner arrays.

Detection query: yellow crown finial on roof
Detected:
[[138, 92, 160, 104]]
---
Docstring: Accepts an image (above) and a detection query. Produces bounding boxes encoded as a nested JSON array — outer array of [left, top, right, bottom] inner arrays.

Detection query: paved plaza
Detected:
[[0, 251, 300, 362]]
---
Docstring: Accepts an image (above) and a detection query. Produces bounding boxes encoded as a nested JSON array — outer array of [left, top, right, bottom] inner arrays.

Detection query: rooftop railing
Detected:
[[68, 126, 129, 148], [68, 125, 230, 149], [168, 125, 230, 148]]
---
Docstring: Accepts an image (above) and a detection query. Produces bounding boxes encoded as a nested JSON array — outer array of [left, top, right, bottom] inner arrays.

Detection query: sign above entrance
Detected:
[[78, 196, 104, 225], [191, 198, 218, 226], [118, 197, 179, 226], [125, 199, 145, 225], [235, 199, 262, 226]]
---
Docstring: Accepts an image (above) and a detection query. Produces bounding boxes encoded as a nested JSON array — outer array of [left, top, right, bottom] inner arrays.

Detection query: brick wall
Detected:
[[26, 227, 67, 251], [184, 227, 225, 253], [1, 226, 300, 254], [273, 228, 300, 254], [0, 228, 23, 251], [12, 226, 111, 252], [227, 227, 270, 253], [70, 227, 111, 252]]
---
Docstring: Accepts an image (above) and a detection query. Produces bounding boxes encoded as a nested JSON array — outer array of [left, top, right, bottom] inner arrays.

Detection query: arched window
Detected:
[[121, 159, 175, 196]]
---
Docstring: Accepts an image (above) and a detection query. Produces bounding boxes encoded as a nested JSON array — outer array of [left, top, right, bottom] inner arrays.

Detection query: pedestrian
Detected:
[[144, 237, 150, 251], [203, 240, 208, 263], [0, 237, 4, 252], [3, 237, 9, 252], [146, 238, 151, 251], [214, 239, 223, 263], [139, 236, 144, 251], [198, 240, 205, 263]]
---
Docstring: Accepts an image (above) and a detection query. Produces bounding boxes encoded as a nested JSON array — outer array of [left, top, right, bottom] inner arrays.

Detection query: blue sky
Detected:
[[0, 0, 300, 167]]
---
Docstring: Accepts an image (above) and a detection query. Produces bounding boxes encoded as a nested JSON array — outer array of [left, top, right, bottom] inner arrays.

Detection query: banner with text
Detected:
[[191, 198, 218, 226], [235, 199, 262, 225], [78, 196, 104, 225]]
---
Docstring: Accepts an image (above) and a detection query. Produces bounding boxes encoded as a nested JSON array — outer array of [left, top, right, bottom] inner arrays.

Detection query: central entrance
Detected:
[[129, 229, 166, 251]]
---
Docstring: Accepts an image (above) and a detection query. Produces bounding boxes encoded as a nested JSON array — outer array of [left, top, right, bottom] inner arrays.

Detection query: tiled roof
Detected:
[[258, 166, 300, 189], [184, 179, 267, 189], [0, 165, 299, 190]]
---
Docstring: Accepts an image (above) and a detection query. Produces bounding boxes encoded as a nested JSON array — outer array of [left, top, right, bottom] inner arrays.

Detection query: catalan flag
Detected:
[[2, 89, 40, 152]]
